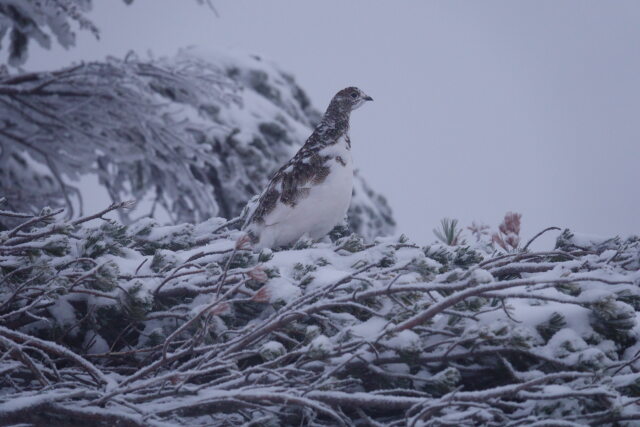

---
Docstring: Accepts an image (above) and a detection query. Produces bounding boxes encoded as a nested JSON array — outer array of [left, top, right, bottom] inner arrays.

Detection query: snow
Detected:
[[2, 18, 639, 423], [83, 332, 109, 355], [568, 232, 612, 249], [350, 317, 389, 341], [545, 329, 588, 357], [384, 330, 421, 351], [309, 335, 333, 352], [261, 277, 301, 303], [2, 165, 640, 425], [249, 135, 354, 249], [260, 340, 285, 360], [471, 268, 494, 284], [47, 299, 77, 330], [0, 390, 79, 413], [307, 268, 351, 292], [1, 47, 394, 241]]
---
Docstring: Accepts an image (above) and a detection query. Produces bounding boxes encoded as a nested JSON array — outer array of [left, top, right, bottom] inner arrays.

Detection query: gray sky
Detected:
[[20, 1, 640, 248]]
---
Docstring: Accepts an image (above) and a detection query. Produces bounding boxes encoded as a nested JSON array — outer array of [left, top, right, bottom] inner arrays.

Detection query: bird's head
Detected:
[[331, 87, 373, 112]]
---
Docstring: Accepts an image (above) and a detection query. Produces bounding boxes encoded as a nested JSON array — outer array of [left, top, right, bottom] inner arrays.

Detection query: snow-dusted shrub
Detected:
[[0, 0, 211, 67], [0, 49, 394, 240], [1, 202, 640, 425], [0, 0, 100, 67]]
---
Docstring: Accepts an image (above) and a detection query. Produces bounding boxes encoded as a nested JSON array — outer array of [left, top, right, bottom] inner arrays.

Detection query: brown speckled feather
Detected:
[[243, 87, 371, 246]]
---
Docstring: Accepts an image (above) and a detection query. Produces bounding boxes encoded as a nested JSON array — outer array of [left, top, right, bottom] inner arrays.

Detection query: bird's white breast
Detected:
[[255, 136, 353, 248]]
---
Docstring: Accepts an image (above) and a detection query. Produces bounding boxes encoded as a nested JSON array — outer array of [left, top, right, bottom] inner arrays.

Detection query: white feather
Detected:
[[251, 135, 353, 248]]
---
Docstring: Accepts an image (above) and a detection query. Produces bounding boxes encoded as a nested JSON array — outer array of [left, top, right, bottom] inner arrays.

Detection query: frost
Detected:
[[546, 328, 589, 356], [350, 317, 388, 341], [471, 268, 494, 284], [308, 335, 333, 359], [384, 330, 421, 352], [260, 340, 285, 361], [0, 48, 394, 241], [0, 0, 99, 66], [261, 277, 301, 303], [83, 332, 109, 355], [1, 195, 640, 425]]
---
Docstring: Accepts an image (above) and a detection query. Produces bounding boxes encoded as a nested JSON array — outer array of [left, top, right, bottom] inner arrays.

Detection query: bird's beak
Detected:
[[363, 95, 373, 101]]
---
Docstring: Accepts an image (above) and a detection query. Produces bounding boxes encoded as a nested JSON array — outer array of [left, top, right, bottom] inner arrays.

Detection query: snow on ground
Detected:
[[1, 206, 640, 425]]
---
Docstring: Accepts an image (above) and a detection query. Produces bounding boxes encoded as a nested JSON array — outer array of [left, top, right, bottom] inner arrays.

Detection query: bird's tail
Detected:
[[239, 194, 260, 230]]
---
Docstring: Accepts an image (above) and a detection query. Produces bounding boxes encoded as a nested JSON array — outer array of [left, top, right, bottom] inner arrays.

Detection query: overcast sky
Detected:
[[20, 1, 640, 248]]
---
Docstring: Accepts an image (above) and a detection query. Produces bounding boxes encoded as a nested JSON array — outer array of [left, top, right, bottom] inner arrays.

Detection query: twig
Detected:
[[523, 226, 561, 251]]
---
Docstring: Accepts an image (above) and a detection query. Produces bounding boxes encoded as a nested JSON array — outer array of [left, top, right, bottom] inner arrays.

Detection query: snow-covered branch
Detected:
[[1, 203, 640, 424], [0, 50, 394, 239]]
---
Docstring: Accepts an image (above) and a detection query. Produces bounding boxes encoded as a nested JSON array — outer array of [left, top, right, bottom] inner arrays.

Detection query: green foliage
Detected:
[[433, 217, 465, 246], [329, 223, 351, 242], [456, 296, 487, 312], [423, 244, 483, 273], [555, 282, 582, 296], [555, 228, 621, 253], [150, 250, 179, 273], [421, 367, 461, 397], [411, 258, 437, 280], [590, 298, 637, 347], [292, 236, 314, 250], [91, 261, 120, 291], [258, 248, 274, 263], [377, 248, 397, 268], [41, 235, 71, 257], [205, 262, 223, 278], [617, 289, 640, 310], [82, 221, 130, 258], [260, 341, 286, 361], [536, 312, 568, 342], [293, 262, 317, 288], [335, 233, 365, 253], [130, 221, 195, 255], [619, 378, 640, 398], [452, 246, 484, 269], [227, 251, 253, 270], [121, 281, 153, 322], [3, 203, 640, 426]]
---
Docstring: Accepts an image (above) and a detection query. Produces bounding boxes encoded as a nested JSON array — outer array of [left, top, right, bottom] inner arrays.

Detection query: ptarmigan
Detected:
[[243, 87, 373, 249]]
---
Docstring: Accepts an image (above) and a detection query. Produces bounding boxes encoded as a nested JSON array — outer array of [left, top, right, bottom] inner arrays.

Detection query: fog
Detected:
[[22, 1, 640, 247]]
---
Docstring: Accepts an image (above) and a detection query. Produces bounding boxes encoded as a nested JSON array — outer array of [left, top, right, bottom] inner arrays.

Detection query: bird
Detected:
[[242, 87, 373, 249]]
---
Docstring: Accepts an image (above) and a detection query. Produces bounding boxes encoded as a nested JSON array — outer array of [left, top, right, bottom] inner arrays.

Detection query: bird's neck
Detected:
[[321, 115, 349, 133], [319, 102, 350, 136], [302, 102, 350, 150]]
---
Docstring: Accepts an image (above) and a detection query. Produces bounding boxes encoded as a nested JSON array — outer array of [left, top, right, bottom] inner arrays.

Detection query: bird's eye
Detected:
[[350, 92, 358, 99]]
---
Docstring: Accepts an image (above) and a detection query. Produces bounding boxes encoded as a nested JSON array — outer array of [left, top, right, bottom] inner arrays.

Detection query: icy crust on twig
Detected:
[[1, 204, 640, 425]]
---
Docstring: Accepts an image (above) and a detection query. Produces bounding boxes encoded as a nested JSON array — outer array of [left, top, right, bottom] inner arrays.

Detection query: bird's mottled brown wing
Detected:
[[243, 111, 348, 230], [244, 126, 348, 228], [245, 146, 332, 226]]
